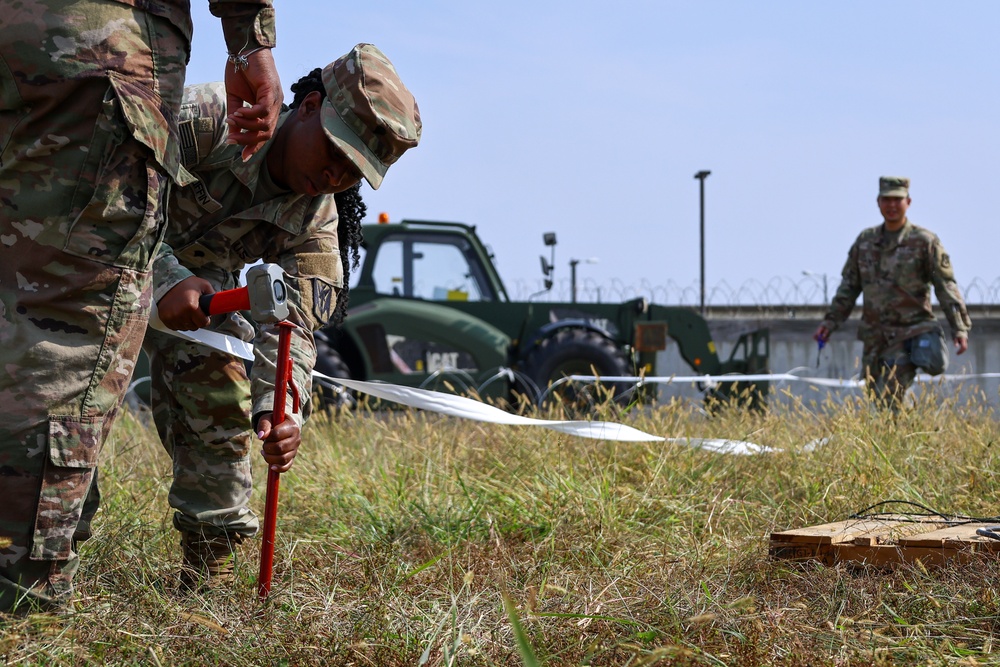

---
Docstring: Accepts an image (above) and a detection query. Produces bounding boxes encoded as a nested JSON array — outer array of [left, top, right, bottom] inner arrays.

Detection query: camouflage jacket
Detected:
[[109, 1, 276, 53], [153, 82, 343, 425], [821, 219, 971, 348]]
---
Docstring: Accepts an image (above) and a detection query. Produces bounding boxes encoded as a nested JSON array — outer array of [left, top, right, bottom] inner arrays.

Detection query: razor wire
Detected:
[[508, 276, 1000, 306]]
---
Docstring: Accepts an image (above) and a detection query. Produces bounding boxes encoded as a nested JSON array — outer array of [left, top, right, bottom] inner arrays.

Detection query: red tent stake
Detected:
[[257, 321, 297, 600]]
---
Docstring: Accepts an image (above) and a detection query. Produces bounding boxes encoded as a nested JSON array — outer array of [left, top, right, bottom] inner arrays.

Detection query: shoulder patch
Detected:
[[312, 277, 335, 323], [940, 253, 951, 268], [178, 119, 199, 168]]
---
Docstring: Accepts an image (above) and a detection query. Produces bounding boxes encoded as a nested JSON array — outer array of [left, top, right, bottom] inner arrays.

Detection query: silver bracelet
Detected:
[[228, 46, 269, 73]]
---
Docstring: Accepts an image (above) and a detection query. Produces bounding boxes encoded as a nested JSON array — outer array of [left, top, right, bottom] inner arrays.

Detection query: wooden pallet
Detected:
[[770, 515, 1000, 567]]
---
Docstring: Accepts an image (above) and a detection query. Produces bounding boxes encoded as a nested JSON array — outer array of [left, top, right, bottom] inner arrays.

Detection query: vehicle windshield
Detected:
[[368, 232, 496, 302]]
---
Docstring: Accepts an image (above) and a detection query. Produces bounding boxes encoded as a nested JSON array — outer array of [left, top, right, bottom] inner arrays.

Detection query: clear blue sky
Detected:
[[186, 1, 1000, 305]]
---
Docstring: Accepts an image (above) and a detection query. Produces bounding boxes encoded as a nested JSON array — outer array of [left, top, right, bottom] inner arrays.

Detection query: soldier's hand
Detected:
[[158, 276, 214, 331], [955, 335, 969, 355], [257, 414, 301, 473], [813, 325, 830, 344], [224, 47, 283, 162]]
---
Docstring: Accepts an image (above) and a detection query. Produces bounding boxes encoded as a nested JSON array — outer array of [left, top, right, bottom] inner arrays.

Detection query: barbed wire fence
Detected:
[[507, 276, 1000, 306]]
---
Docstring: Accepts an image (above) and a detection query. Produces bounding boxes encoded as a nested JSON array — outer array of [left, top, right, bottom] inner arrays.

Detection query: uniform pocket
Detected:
[[86, 268, 153, 418], [64, 73, 192, 271], [857, 248, 879, 284], [31, 416, 103, 560], [0, 53, 25, 168]]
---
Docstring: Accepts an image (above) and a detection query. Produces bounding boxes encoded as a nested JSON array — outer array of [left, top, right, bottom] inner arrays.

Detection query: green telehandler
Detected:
[[312, 218, 770, 411]]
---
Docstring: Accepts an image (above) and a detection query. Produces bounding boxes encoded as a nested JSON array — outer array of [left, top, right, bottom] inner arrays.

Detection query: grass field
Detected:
[[3, 387, 1000, 666]]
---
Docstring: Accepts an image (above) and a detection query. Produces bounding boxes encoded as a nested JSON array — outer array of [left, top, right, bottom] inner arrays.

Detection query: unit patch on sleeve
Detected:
[[312, 277, 335, 323]]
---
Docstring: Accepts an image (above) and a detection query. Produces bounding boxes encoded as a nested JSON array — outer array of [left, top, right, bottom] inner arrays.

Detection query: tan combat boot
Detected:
[[179, 532, 243, 591]]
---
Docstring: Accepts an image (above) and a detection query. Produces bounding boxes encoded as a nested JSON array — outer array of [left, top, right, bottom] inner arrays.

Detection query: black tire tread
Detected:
[[520, 328, 631, 400]]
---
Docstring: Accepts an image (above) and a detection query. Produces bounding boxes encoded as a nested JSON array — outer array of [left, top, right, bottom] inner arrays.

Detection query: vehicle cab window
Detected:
[[369, 233, 494, 301]]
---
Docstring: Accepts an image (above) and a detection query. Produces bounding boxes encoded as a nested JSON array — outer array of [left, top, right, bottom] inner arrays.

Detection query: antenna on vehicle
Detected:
[[541, 232, 557, 289], [529, 232, 558, 301]]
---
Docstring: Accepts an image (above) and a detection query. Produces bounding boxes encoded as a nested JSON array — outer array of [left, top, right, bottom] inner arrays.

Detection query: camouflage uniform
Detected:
[[821, 217, 971, 405], [146, 47, 421, 546], [145, 82, 344, 540], [0, 0, 275, 612]]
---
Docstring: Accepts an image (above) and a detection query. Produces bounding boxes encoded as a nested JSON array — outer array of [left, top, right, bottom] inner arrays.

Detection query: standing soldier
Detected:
[[813, 176, 971, 408], [0, 0, 282, 613]]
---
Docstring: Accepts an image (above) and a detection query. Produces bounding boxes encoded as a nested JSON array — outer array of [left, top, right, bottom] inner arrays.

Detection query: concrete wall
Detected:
[[654, 306, 1000, 407]]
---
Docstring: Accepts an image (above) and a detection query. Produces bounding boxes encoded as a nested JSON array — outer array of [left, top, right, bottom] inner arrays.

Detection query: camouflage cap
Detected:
[[321, 44, 421, 190], [878, 176, 910, 198]]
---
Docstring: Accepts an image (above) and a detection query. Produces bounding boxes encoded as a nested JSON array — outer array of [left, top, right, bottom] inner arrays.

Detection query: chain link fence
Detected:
[[507, 276, 1000, 306]]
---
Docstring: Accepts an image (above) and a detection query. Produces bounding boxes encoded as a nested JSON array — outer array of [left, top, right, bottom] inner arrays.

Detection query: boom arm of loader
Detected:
[[656, 308, 725, 376], [654, 307, 770, 409]]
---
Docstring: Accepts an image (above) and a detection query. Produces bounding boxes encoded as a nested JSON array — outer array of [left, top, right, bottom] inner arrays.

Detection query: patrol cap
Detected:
[[321, 44, 421, 190], [878, 176, 910, 198]]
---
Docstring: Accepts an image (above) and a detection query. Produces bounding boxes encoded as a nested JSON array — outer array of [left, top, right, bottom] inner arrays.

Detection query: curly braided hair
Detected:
[[287, 68, 366, 327]]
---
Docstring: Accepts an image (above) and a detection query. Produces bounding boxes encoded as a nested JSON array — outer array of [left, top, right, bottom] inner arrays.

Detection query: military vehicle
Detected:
[[312, 216, 770, 410]]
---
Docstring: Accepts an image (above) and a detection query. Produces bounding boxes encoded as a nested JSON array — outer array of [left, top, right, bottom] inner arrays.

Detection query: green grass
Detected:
[[4, 386, 1000, 666]]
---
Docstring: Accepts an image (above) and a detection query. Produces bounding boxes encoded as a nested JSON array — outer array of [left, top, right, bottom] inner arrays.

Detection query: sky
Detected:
[[185, 1, 1000, 305]]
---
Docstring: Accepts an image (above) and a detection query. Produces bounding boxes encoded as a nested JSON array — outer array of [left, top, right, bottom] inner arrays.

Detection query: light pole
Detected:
[[569, 257, 599, 303], [694, 170, 711, 316], [802, 270, 829, 304]]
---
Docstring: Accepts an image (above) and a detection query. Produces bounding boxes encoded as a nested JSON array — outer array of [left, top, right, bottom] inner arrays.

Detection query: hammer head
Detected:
[[245, 264, 290, 323]]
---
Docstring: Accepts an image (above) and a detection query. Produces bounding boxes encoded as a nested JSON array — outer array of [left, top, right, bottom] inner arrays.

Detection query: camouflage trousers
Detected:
[[0, 0, 188, 612], [862, 339, 917, 410], [142, 328, 259, 541]]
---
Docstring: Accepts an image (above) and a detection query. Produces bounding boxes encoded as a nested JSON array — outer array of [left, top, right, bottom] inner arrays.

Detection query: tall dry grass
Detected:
[[3, 385, 1000, 666]]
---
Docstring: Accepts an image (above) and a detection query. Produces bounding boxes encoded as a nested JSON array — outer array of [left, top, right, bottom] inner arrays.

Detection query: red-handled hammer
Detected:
[[198, 263, 297, 599], [199, 263, 290, 323]]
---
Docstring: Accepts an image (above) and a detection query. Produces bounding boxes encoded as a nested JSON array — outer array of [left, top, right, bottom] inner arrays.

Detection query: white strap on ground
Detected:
[[321, 374, 663, 442], [144, 318, 775, 451], [570, 370, 1000, 389], [570, 373, 865, 389], [315, 372, 776, 452]]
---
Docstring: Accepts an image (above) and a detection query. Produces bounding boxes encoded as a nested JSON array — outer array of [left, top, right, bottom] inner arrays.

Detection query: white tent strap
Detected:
[[322, 374, 664, 443], [319, 374, 770, 453], [143, 316, 782, 451], [146, 310, 666, 443], [568, 372, 1000, 389]]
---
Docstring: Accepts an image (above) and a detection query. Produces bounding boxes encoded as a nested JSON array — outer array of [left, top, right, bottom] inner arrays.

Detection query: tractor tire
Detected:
[[313, 336, 355, 412], [520, 328, 633, 411]]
